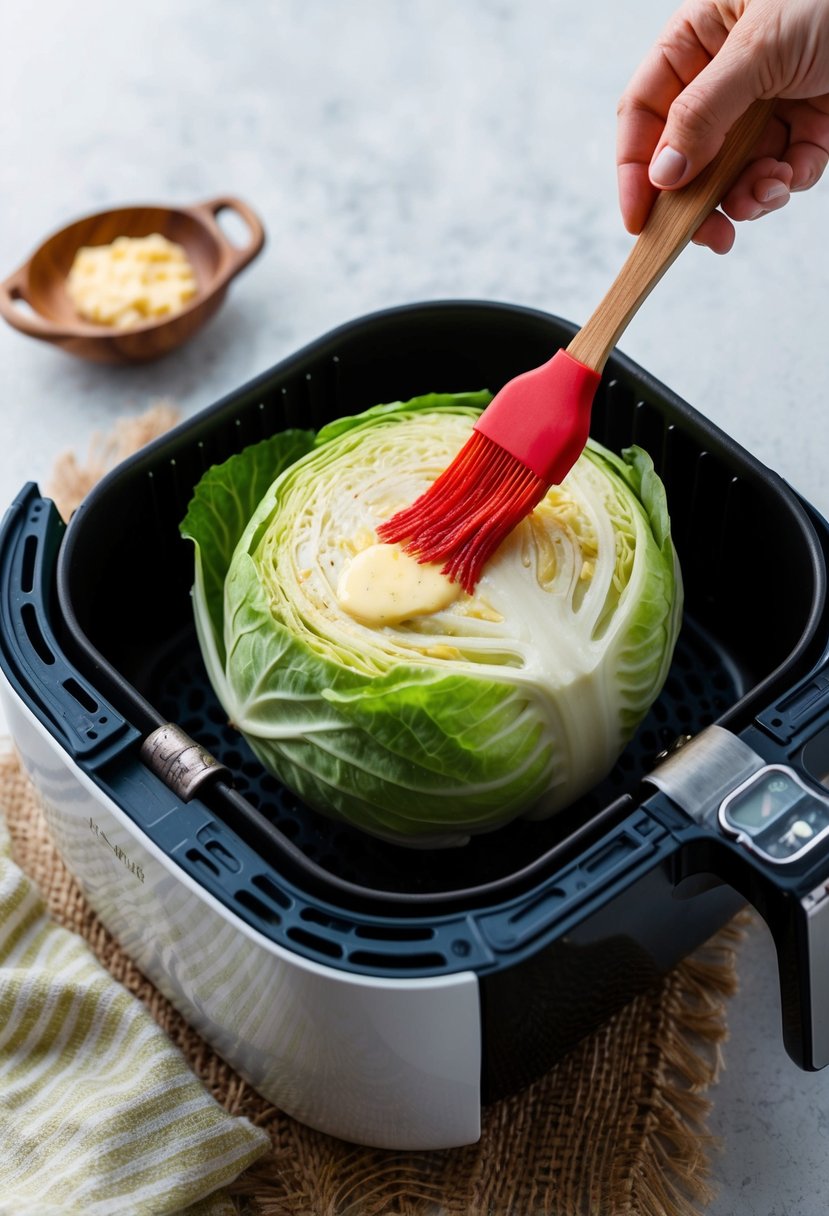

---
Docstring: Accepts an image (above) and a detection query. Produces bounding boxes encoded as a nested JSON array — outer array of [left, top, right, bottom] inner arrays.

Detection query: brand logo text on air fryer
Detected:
[[88, 818, 145, 883]]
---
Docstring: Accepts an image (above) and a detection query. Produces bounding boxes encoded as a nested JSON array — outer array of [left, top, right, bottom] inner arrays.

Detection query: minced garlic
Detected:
[[66, 233, 198, 329]]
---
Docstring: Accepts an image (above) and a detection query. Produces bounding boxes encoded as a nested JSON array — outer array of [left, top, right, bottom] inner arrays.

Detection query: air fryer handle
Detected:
[[0, 484, 138, 762], [770, 877, 829, 1071], [646, 724, 829, 1071]]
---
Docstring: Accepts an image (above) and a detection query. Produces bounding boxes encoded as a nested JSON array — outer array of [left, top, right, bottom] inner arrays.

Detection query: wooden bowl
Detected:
[[0, 197, 265, 364]]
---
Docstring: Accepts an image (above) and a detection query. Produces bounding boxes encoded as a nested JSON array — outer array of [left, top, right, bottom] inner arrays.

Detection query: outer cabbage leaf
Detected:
[[180, 429, 315, 706], [575, 442, 684, 752]]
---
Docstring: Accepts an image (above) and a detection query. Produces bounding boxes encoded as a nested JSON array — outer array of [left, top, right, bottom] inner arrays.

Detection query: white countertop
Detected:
[[2, 2, 828, 1210]]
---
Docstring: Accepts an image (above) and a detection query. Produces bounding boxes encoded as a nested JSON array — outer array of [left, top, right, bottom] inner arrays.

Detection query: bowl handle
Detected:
[[0, 268, 71, 339], [189, 197, 266, 284]]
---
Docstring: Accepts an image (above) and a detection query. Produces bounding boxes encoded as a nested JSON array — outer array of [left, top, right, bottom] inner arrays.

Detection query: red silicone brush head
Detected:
[[377, 349, 601, 593], [376, 430, 548, 594]]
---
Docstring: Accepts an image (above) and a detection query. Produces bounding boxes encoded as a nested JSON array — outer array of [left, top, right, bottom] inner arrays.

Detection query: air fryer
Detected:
[[2, 300, 829, 1150]]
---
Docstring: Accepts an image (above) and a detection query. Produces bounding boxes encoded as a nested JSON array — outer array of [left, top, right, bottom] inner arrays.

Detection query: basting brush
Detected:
[[379, 100, 775, 594]]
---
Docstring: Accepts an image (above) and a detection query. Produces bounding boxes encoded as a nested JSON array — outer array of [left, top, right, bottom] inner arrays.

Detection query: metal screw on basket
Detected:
[[654, 734, 694, 766]]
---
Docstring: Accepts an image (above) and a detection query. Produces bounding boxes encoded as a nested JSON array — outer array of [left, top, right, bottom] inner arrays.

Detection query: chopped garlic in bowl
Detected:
[[66, 233, 197, 329]]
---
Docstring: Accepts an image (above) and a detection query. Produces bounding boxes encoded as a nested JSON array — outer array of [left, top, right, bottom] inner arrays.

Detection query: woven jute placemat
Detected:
[[1, 406, 743, 1216]]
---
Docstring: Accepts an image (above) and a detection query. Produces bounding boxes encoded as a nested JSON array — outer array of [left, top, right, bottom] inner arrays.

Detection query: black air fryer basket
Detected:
[[5, 300, 829, 1104]]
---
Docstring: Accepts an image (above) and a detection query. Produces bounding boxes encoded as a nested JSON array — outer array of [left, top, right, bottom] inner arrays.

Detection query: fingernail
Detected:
[[650, 145, 687, 188], [759, 181, 789, 203]]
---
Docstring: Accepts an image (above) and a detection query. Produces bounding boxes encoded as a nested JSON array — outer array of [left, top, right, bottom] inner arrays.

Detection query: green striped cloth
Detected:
[[0, 813, 270, 1215]]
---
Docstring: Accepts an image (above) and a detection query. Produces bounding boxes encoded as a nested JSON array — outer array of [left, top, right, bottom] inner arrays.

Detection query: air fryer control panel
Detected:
[[649, 725, 829, 868], [719, 765, 829, 865]]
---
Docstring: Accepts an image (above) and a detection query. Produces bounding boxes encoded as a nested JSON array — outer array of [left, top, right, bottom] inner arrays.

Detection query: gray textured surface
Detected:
[[2, 3, 829, 1210]]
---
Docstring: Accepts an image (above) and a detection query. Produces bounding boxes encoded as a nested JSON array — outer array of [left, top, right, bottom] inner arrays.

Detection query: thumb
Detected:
[[649, 34, 768, 189]]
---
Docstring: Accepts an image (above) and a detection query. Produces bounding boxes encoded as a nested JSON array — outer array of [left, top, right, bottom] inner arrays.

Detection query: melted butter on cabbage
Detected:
[[335, 543, 460, 626]]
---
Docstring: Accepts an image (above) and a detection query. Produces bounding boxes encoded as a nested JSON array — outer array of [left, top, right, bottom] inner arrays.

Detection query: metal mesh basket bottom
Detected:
[[148, 612, 744, 900]]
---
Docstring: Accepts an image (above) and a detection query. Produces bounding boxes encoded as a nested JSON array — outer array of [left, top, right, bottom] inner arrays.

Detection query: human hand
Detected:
[[617, 0, 829, 252]]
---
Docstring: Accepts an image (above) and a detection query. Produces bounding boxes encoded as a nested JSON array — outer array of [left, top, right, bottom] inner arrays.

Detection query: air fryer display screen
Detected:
[[727, 770, 803, 831], [722, 767, 829, 862]]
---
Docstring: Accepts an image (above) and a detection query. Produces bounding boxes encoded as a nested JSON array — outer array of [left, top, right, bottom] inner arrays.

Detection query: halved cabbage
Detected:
[[181, 391, 682, 846]]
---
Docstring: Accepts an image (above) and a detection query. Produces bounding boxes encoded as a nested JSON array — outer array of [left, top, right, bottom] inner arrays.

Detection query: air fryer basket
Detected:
[[55, 301, 826, 912]]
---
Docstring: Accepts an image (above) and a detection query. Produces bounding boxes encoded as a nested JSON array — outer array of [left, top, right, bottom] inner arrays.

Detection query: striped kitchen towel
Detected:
[[0, 809, 271, 1215]]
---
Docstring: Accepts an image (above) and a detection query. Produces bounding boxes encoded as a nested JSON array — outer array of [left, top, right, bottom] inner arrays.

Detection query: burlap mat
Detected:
[[0, 406, 744, 1216]]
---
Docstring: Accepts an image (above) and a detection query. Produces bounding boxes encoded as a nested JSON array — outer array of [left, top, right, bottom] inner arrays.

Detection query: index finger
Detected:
[[617, 50, 684, 233], [617, 9, 726, 231]]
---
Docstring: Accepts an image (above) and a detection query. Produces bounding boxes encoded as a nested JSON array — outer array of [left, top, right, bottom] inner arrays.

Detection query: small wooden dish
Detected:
[[0, 197, 265, 364]]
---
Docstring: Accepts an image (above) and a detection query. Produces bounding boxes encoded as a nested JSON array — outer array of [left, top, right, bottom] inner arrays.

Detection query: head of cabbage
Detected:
[[181, 391, 682, 847]]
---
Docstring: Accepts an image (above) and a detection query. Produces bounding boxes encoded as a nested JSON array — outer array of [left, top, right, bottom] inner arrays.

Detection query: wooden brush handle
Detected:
[[567, 98, 776, 373]]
